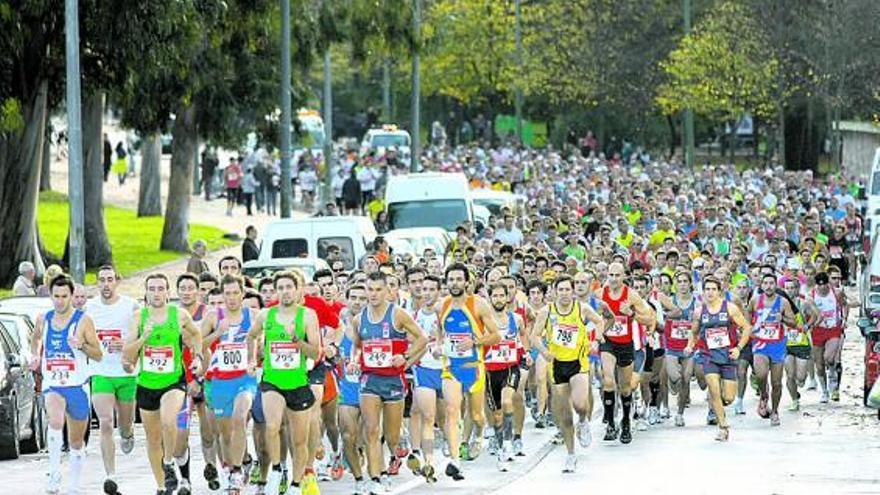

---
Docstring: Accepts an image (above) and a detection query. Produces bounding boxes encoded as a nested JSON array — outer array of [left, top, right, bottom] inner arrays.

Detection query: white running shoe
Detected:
[[120, 432, 135, 455], [562, 454, 577, 474], [647, 406, 660, 425], [512, 438, 524, 457], [577, 420, 593, 448], [265, 470, 283, 495], [46, 471, 62, 494], [674, 413, 685, 427], [733, 397, 745, 415], [820, 391, 830, 404], [497, 456, 509, 472], [502, 442, 514, 462], [806, 377, 817, 391], [354, 479, 368, 495], [660, 405, 671, 419]]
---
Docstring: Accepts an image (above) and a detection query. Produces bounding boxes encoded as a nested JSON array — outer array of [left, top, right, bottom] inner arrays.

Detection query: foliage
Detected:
[[656, 1, 779, 123], [37, 191, 233, 284]]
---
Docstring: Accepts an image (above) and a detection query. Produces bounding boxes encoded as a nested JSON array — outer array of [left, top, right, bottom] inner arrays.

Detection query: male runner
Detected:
[[339, 285, 368, 494], [246, 270, 321, 495], [85, 265, 140, 495], [351, 271, 427, 495], [808, 272, 844, 403], [658, 271, 699, 427], [747, 273, 796, 426], [123, 273, 203, 495], [783, 278, 818, 411], [598, 262, 655, 444], [531, 275, 603, 473], [437, 263, 500, 480], [202, 274, 260, 493], [33, 275, 103, 495]]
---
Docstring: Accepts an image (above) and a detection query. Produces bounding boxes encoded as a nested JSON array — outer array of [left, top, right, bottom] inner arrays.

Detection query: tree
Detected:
[[657, 1, 779, 161]]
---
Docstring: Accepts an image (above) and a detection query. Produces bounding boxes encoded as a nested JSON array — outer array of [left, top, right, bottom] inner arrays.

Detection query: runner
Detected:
[[201, 274, 260, 493], [783, 278, 818, 411], [502, 275, 533, 458], [657, 271, 699, 427], [246, 270, 322, 495], [437, 263, 500, 480], [808, 272, 844, 403], [339, 284, 368, 495], [530, 275, 602, 473], [684, 277, 752, 441], [32, 274, 103, 495], [85, 265, 140, 495], [122, 273, 204, 495], [598, 262, 655, 444], [407, 274, 444, 482], [747, 272, 797, 426], [350, 271, 427, 494]]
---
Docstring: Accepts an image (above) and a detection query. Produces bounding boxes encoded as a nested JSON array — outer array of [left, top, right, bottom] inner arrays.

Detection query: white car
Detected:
[[242, 257, 331, 281], [385, 228, 452, 259], [361, 125, 411, 167], [470, 189, 526, 217]]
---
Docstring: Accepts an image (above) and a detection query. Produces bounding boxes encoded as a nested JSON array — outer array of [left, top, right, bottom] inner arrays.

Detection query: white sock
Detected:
[[47, 428, 63, 478], [69, 448, 85, 492]]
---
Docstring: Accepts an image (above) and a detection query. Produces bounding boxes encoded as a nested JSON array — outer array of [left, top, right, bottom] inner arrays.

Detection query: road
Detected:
[[7, 316, 880, 495]]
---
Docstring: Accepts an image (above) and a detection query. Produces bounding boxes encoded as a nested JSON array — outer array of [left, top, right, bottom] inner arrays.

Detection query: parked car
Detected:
[[0, 297, 53, 324], [385, 227, 452, 259], [242, 257, 331, 281], [0, 318, 44, 459]]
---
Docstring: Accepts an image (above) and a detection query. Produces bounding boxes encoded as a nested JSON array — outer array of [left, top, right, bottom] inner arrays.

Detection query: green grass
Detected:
[[37, 191, 234, 284]]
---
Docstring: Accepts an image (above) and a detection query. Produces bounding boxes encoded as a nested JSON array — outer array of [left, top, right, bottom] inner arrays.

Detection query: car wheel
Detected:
[[0, 397, 21, 460], [20, 395, 45, 454]]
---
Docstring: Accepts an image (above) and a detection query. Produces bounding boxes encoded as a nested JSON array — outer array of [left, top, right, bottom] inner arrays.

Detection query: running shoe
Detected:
[[395, 443, 409, 459], [770, 413, 781, 427], [648, 406, 660, 425], [331, 454, 345, 481], [386, 456, 402, 475], [406, 451, 422, 474], [120, 432, 135, 455], [302, 471, 321, 495], [265, 470, 283, 495], [366, 479, 384, 495], [636, 417, 648, 431], [422, 463, 437, 484], [788, 399, 800, 412], [603, 424, 618, 441], [715, 426, 729, 442], [757, 397, 770, 419], [502, 442, 514, 462], [660, 405, 671, 419], [577, 420, 592, 448], [497, 456, 509, 472], [316, 457, 331, 481], [458, 442, 471, 461], [468, 439, 483, 459], [228, 469, 246, 494], [820, 391, 830, 403], [562, 454, 577, 474], [445, 462, 464, 481], [103, 478, 119, 495], [285, 483, 302, 495], [380, 473, 391, 492], [534, 414, 546, 429], [552, 430, 564, 445], [806, 377, 817, 391], [620, 422, 632, 444], [178, 478, 191, 495], [831, 390, 840, 402], [733, 397, 745, 415], [707, 408, 718, 425], [488, 436, 499, 457], [163, 462, 179, 493], [674, 413, 685, 427], [441, 438, 451, 458], [513, 438, 525, 457], [204, 463, 221, 491], [47, 472, 62, 495], [354, 479, 367, 495]]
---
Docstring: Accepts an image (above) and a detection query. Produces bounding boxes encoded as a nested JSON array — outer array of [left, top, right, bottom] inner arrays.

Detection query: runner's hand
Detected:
[[345, 361, 360, 375], [391, 354, 406, 368], [68, 333, 82, 351], [247, 361, 257, 377], [729, 347, 741, 360], [455, 336, 474, 352], [29, 355, 40, 371], [323, 344, 337, 359], [187, 381, 202, 398], [524, 353, 534, 367], [683, 344, 693, 356]]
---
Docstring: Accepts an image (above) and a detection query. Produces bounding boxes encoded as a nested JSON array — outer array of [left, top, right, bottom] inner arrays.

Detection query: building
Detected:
[[839, 120, 880, 180]]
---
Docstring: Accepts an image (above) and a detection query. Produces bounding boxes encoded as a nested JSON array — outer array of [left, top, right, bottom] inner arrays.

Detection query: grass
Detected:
[[37, 191, 234, 284]]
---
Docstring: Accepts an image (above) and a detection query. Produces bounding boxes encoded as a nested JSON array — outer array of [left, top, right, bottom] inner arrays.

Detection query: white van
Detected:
[[244, 216, 377, 272], [385, 173, 476, 232]]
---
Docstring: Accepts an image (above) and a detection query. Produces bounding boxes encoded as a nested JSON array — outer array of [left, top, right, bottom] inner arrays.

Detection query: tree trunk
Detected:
[[0, 81, 48, 285], [40, 130, 51, 191], [382, 57, 391, 123], [65, 92, 113, 267], [666, 114, 678, 160], [138, 133, 162, 216], [160, 104, 197, 252]]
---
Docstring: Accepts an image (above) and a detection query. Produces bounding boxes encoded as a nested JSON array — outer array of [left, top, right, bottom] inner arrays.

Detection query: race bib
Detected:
[[269, 342, 301, 369], [670, 321, 691, 340], [705, 327, 731, 350], [143, 346, 174, 374], [785, 327, 801, 341], [444, 334, 474, 359], [343, 361, 361, 383], [216, 342, 247, 372], [820, 310, 837, 328], [486, 341, 518, 364], [363, 340, 393, 369], [605, 315, 629, 338], [96, 329, 122, 353], [45, 357, 75, 386], [552, 323, 579, 349], [754, 322, 782, 341]]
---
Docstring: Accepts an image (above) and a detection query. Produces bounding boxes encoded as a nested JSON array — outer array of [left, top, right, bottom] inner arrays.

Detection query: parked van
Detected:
[[385, 173, 475, 232], [244, 216, 376, 272]]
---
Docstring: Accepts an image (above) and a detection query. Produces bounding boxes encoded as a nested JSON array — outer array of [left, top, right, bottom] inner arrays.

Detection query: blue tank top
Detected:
[[42, 309, 90, 388], [699, 300, 736, 363], [441, 307, 481, 367], [211, 309, 253, 379], [358, 304, 408, 375]]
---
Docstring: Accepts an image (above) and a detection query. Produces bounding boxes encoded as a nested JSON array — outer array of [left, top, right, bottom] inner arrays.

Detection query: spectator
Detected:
[[112, 142, 128, 185], [372, 236, 390, 264], [357, 162, 380, 210], [103, 133, 112, 182], [342, 168, 361, 215], [298, 164, 318, 211], [331, 167, 346, 208], [224, 157, 242, 216], [200, 150, 218, 200], [374, 210, 390, 234], [243, 225, 260, 262], [266, 159, 280, 216], [186, 239, 210, 274], [12, 261, 37, 296], [241, 166, 258, 216], [37, 264, 64, 296]]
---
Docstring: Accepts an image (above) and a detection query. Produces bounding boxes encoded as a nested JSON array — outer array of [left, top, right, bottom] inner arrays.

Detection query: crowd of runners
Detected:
[[28, 147, 864, 495]]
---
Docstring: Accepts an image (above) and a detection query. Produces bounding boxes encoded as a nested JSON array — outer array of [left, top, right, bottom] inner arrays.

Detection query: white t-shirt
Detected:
[[299, 170, 318, 192], [85, 296, 140, 377], [496, 227, 524, 247], [414, 309, 442, 370]]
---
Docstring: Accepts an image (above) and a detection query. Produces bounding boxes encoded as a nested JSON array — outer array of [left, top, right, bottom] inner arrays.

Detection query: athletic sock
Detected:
[[602, 391, 616, 425], [176, 447, 191, 481], [621, 394, 633, 425], [649, 382, 660, 407], [273, 464, 283, 472], [48, 428, 63, 477], [69, 447, 85, 491]]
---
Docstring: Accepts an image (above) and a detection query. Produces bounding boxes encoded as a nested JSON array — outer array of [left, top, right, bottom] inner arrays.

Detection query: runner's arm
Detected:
[[394, 308, 427, 368], [514, 313, 531, 353], [122, 310, 147, 365], [246, 310, 266, 367], [686, 306, 701, 352], [475, 297, 501, 347], [580, 302, 605, 336], [200, 310, 221, 351], [781, 300, 798, 328], [529, 306, 550, 359], [299, 309, 322, 360], [180, 310, 204, 373], [30, 314, 44, 366], [77, 315, 103, 361], [628, 292, 656, 327], [728, 303, 753, 351]]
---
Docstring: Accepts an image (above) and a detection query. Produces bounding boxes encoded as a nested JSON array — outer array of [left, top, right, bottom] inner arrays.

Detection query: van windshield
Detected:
[[388, 200, 468, 231]]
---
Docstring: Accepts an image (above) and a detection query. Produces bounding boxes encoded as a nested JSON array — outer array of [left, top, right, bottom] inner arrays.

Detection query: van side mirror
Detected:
[[858, 317, 874, 337]]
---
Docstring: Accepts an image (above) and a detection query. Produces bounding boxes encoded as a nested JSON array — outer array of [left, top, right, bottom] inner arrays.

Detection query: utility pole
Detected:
[[279, 0, 292, 218], [65, 0, 85, 282], [411, 0, 421, 172], [322, 48, 334, 206], [683, 0, 695, 169], [514, 0, 524, 144]]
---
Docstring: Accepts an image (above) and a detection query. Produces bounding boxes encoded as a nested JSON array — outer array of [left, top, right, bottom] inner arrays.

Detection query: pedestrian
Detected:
[[103, 133, 112, 182], [224, 157, 242, 216], [374, 210, 390, 234], [241, 166, 258, 216], [12, 260, 37, 296], [36, 264, 64, 296], [253, 158, 268, 213], [266, 161, 280, 216], [112, 142, 128, 185], [342, 168, 361, 215], [200, 151, 218, 201], [243, 225, 260, 262], [186, 239, 210, 274], [298, 164, 318, 211], [331, 167, 346, 208], [357, 161, 379, 211]]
